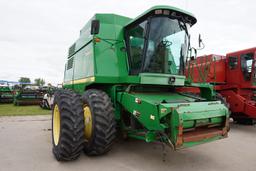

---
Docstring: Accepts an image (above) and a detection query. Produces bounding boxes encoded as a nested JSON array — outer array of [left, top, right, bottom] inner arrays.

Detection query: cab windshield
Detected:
[[126, 16, 190, 75]]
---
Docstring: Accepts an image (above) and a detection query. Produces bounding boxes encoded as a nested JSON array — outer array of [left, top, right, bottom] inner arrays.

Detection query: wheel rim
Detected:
[[53, 104, 61, 146], [83, 105, 92, 140]]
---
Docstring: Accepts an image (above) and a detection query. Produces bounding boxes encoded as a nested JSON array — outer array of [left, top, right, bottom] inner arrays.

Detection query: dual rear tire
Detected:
[[52, 90, 84, 161], [52, 89, 116, 161]]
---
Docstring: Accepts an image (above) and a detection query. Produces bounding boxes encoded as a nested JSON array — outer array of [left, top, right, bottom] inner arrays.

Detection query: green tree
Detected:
[[34, 78, 45, 86], [18, 77, 31, 87]]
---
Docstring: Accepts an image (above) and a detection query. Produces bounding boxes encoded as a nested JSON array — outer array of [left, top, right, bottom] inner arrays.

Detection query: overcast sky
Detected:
[[0, 0, 255, 85]]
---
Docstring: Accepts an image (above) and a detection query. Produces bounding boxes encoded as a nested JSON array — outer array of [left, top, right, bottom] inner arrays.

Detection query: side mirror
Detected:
[[189, 47, 197, 59], [91, 20, 100, 35], [198, 34, 202, 48]]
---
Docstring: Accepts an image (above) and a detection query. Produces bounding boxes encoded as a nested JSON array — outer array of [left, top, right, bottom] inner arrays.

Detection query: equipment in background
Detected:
[[40, 93, 54, 109], [0, 86, 14, 103], [14, 85, 44, 106], [40, 87, 60, 110], [185, 47, 256, 124]]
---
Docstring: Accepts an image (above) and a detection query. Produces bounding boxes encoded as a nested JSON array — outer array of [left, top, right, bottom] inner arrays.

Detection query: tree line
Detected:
[[18, 77, 46, 86]]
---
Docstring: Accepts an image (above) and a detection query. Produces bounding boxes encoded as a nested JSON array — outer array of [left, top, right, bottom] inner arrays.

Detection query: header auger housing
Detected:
[[51, 5, 230, 161]]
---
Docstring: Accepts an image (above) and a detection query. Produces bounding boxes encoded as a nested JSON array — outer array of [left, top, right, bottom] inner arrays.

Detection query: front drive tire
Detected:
[[52, 89, 85, 161], [82, 89, 117, 156]]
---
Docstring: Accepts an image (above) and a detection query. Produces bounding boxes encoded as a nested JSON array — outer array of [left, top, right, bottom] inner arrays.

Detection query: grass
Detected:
[[0, 104, 51, 116]]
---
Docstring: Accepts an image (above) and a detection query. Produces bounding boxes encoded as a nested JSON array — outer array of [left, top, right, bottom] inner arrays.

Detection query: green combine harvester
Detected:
[[52, 5, 230, 161], [0, 86, 14, 103]]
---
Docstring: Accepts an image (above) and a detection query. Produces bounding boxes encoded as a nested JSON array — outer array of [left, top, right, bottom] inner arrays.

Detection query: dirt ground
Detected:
[[0, 115, 255, 171]]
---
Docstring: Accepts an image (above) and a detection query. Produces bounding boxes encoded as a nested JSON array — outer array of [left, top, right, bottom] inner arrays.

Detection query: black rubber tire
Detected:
[[233, 118, 255, 125], [81, 89, 116, 156], [52, 89, 85, 161], [39, 100, 45, 109], [216, 93, 231, 131]]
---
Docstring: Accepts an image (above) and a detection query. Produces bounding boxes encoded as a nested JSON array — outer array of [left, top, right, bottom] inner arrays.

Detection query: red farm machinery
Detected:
[[185, 47, 256, 124]]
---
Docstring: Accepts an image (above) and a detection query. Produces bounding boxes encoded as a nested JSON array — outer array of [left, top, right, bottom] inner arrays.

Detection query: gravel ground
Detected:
[[0, 115, 255, 171]]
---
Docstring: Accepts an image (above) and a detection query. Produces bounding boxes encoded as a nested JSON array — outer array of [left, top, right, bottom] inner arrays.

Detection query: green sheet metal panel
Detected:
[[69, 16, 94, 57], [64, 60, 73, 83], [64, 43, 94, 85], [64, 14, 132, 87], [74, 42, 94, 80], [93, 14, 131, 78], [140, 73, 185, 86]]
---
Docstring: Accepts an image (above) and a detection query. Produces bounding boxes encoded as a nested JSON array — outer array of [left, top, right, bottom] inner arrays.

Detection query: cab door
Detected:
[[226, 55, 240, 85], [251, 51, 256, 86], [240, 52, 254, 87]]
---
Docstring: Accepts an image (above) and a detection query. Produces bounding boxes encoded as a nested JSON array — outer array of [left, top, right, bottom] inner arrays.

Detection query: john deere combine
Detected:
[[52, 5, 230, 161], [0, 86, 14, 103]]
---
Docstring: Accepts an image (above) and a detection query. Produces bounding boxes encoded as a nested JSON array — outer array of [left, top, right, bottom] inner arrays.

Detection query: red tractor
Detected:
[[185, 47, 256, 124]]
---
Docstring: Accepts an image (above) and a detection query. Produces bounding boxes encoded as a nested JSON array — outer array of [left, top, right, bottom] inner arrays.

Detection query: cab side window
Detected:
[[228, 56, 238, 70], [126, 21, 147, 75], [241, 53, 253, 81]]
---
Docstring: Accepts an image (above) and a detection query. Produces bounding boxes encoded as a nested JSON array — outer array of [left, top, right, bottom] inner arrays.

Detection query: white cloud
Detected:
[[0, 0, 255, 84]]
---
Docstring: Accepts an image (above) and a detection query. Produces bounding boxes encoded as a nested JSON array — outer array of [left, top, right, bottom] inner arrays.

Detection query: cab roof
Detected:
[[125, 5, 197, 27]]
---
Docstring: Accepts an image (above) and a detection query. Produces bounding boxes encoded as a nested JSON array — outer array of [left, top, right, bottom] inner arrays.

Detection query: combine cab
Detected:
[[0, 86, 14, 103], [186, 47, 256, 124], [51, 5, 230, 161], [14, 86, 44, 105]]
